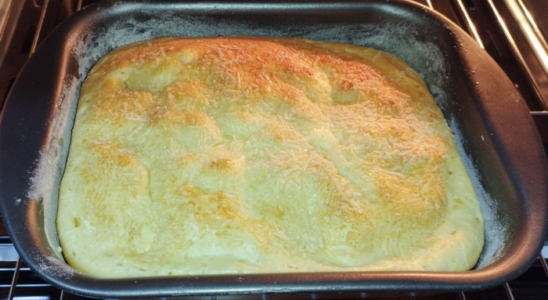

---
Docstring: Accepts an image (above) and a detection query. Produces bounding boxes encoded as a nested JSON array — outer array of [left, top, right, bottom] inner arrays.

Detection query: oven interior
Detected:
[[1, 0, 548, 299]]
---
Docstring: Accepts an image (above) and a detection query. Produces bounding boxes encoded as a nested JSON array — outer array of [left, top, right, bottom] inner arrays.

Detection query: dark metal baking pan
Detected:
[[0, 0, 547, 298]]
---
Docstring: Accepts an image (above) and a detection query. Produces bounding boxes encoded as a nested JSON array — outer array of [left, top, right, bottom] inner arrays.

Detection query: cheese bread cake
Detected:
[[57, 37, 484, 278]]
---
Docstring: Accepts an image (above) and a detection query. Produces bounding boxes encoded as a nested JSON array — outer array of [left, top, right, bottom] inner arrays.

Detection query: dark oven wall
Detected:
[[0, 0, 547, 299]]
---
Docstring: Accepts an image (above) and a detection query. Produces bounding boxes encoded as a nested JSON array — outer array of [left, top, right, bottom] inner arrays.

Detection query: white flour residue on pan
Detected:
[[35, 255, 76, 280], [449, 118, 507, 267], [27, 11, 504, 274], [26, 74, 79, 273]]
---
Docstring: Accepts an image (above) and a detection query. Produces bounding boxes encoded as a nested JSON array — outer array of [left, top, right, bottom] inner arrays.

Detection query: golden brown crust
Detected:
[[57, 37, 484, 277]]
